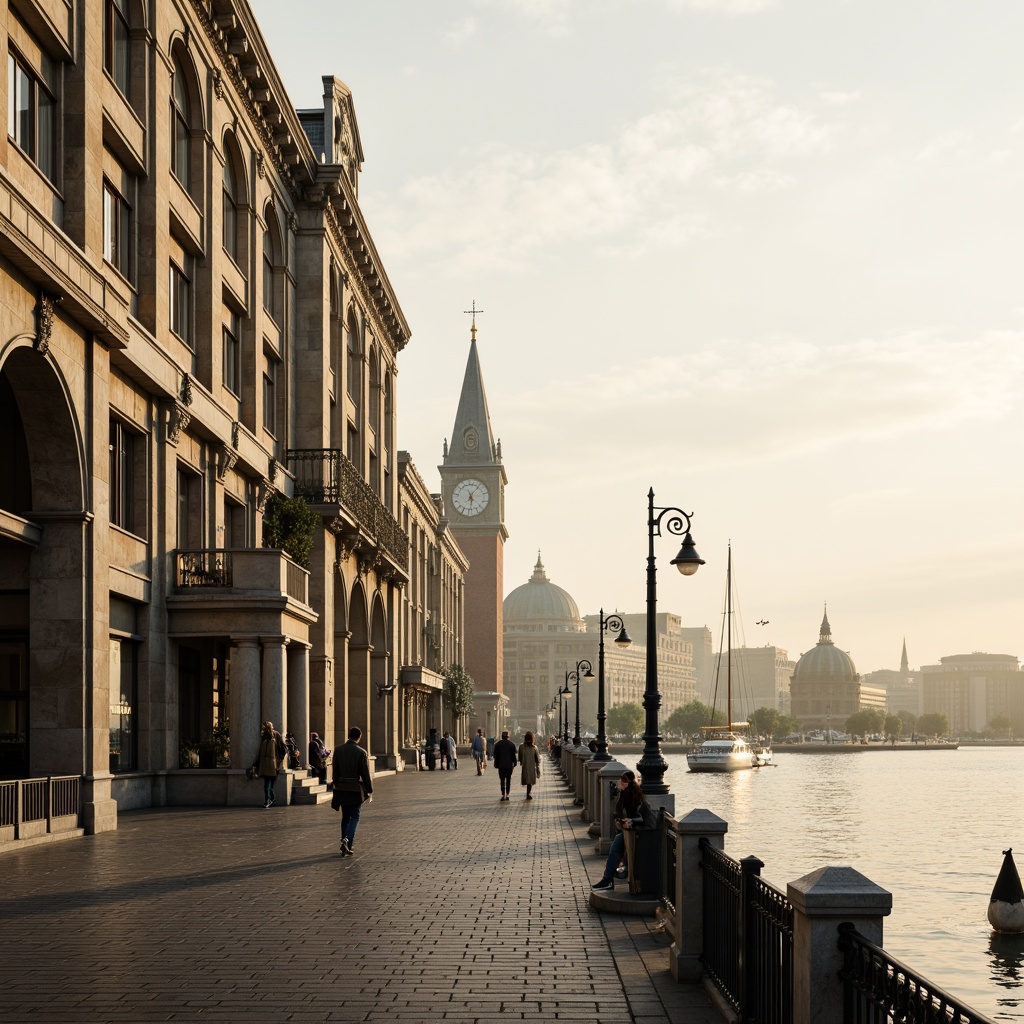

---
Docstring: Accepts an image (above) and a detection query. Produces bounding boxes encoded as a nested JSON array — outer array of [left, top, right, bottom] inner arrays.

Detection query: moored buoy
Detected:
[[989, 848, 1024, 934]]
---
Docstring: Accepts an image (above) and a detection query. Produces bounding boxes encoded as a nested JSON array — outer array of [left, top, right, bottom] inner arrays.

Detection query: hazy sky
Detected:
[[250, 0, 1023, 674]]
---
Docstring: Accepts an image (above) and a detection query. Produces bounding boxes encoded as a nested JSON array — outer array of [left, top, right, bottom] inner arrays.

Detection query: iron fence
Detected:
[[661, 809, 677, 926], [838, 922, 994, 1024], [177, 549, 232, 587], [746, 865, 794, 1024], [0, 775, 82, 835], [701, 837, 742, 1013]]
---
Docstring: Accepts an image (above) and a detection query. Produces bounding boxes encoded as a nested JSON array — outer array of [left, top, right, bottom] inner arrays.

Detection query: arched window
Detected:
[[170, 53, 191, 188], [262, 207, 282, 324], [368, 347, 380, 427], [346, 312, 360, 403], [329, 272, 341, 382], [223, 152, 239, 262]]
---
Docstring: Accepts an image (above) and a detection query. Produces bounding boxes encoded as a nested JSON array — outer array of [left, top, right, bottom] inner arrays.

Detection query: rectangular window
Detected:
[[109, 635, 137, 772], [169, 261, 191, 346], [103, 0, 130, 96], [7, 49, 55, 181], [103, 179, 132, 281], [262, 358, 277, 436], [222, 312, 240, 396], [109, 418, 143, 534]]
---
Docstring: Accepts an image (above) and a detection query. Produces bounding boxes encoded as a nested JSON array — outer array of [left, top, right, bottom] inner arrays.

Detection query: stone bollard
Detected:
[[573, 746, 588, 805], [669, 808, 728, 982], [596, 760, 626, 853], [585, 760, 604, 832], [788, 866, 892, 1024], [582, 757, 600, 822]]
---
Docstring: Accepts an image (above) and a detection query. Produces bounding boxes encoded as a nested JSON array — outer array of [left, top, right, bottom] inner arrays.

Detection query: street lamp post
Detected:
[[560, 676, 573, 745], [594, 609, 632, 761], [565, 660, 594, 747], [639, 487, 704, 795]]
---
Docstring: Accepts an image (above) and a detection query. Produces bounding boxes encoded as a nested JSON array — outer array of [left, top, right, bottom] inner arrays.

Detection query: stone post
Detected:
[[261, 636, 288, 732], [669, 808, 728, 982], [596, 759, 626, 853], [585, 759, 603, 833], [788, 866, 892, 1024], [573, 746, 587, 804]]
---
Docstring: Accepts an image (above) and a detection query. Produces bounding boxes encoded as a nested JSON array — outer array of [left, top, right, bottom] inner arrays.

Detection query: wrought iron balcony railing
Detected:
[[286, 448, 409, 573]]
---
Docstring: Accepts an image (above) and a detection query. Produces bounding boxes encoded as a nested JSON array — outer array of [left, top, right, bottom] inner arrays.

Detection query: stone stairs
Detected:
[[291, 772, 331, 805]]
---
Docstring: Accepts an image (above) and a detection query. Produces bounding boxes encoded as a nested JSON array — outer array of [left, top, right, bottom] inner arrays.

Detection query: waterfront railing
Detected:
[[0, 775, 82, 842], [838, 922, 993, 1024]]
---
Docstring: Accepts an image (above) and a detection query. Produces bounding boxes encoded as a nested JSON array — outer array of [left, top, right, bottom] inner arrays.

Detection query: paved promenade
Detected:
[[0, 758, 720, 1023]]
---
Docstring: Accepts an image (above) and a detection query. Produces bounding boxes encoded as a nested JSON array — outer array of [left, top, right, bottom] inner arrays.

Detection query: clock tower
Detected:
[[439, 315, 509, 733]]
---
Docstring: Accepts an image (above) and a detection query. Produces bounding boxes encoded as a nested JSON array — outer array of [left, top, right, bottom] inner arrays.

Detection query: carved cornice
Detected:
[[164, 400, 191, 446], [35, 291, 57, 355]]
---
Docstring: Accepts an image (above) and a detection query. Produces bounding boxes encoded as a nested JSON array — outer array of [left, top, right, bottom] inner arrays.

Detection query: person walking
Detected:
[[592, 770, 656, 891], [518, 730, 541, 800], [442, 731, 457, 770], [332, 726, 373, 857], [253, 721, 285, 808], [492, 730, 518, 801], [471, 728, 486, 775]]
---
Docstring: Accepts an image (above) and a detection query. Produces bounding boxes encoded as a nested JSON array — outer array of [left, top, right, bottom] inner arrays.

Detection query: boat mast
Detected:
[[726, 543, 732, 733]]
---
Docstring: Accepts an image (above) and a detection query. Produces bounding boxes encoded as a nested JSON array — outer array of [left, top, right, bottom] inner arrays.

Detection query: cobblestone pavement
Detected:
[[0, 759, 720, 1023]]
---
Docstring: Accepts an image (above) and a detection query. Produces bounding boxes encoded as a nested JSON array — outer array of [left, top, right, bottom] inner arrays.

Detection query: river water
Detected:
[[660, 745, 1024, 1021]]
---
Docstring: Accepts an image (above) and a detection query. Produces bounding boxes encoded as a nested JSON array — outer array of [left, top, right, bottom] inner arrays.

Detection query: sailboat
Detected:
[[686, 545, 774, 773]]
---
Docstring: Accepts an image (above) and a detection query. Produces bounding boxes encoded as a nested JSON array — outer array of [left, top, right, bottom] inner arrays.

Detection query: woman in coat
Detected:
[[518, 730, 541, 800], [591, 770, 655, 890], [254, 720, 285, 808]]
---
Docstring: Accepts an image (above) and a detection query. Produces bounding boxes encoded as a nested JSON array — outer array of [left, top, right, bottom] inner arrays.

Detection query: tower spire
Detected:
[[445, 310, 497, 466], [464, 300, 484, 343]]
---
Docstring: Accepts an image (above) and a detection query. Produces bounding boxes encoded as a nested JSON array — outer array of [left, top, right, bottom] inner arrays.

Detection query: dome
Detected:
[[792, 607, 858, 681], [503, 554, 582, 626]]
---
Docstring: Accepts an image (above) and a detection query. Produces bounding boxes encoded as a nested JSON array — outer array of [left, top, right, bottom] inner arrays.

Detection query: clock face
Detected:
[[452, 478, 489, 517]]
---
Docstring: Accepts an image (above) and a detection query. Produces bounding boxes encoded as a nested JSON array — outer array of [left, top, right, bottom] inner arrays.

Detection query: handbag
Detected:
[[246, 765, 259, 780]]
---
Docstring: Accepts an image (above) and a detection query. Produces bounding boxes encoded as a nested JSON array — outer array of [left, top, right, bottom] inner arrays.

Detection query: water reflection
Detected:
[[990, 931, 1024, 1002]]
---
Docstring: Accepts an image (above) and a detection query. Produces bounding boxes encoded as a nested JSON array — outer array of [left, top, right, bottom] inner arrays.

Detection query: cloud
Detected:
[[443, 18, 479, 45], [504, 328, 1024, 472], [819, 90, 863, 106], [662, 0, 776, 11], [367, 72, 832, 271]]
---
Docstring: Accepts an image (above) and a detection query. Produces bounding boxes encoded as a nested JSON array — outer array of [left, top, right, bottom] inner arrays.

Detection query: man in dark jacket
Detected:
[[332, 727, 373, 856], [491, 730, 518, 801]]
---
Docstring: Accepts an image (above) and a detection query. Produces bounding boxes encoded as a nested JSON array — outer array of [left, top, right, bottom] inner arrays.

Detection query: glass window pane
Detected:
[[37, 88, 54, 180]]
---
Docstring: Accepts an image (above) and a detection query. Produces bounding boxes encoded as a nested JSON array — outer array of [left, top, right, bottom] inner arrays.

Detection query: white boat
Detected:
[[687, 546, 774, 773]]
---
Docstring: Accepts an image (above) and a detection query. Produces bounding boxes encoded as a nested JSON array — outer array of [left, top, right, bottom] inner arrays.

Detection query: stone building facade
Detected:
[[0, 0, 436, 829], [789, 610, 861, 732], [397, 453, 467, 754]]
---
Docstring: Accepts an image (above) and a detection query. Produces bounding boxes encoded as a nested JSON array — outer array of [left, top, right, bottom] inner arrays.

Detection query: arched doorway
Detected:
[[0, 344, 87, 780], [347, 581, 370, 742], [369, 594, 390, 764]]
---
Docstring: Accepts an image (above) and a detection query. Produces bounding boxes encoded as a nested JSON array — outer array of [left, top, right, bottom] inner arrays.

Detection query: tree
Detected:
[[262, 491, 319, 568], [897, 709, 917, 734], [606, 702, 644, 739], [988, 714, 1012, 738], [665, 700, 722, 738], [442, 664, 475, 742], [916, 712, 949, 738], [884, 715, 903, 742], [775, 713, 802, 737], [845, 708, 886, 738], [747, 706, 781, 739]]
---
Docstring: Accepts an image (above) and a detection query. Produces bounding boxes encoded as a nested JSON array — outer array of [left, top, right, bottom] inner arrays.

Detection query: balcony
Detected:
[[286, 448, 409, 578], [169, 548, 316, 639]]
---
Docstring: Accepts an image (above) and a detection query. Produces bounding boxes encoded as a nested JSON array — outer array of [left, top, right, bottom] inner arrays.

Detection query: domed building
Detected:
[[789, 607, 865, 732], [502, 554, 696, 739]]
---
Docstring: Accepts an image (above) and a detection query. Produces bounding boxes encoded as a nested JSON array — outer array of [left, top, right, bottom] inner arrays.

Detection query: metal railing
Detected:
[[838, 923, 994, 1024], [701, 838, 742, 1013], [698, 840, 794, 1024], [0, 775, 82, 836], [286, 448, 408, 572], [177, 549, 232, 587], [661, 809, 678, 927]]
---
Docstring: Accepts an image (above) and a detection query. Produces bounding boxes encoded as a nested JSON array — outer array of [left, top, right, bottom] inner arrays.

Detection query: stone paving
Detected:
[[0, 757, 721, 1023]]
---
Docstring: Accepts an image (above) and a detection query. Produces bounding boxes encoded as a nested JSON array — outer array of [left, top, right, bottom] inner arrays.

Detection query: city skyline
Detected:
[[251, 0, 1024, 672]]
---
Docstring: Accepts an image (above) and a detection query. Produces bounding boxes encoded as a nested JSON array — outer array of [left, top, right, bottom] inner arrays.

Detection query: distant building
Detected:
[[706, 645, 795, 720], [679, 626, 714, 702], [863, 640, 922, 718], [921, 653, 1023, 735], [502, 556, 696, 738], [789, 608, 862, 731]]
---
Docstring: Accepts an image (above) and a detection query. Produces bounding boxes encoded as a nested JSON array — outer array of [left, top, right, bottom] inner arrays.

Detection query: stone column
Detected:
[[261, 636, 288, 735], [585, 759, 603, 831], [669, 808, 729, 982], [788, 866, 892, 1024], [230, 638, 262, 769], [287, 642, 310, 768]]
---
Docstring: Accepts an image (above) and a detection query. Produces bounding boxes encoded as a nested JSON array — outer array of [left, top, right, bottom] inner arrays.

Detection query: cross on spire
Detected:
[[463, 300, 484, 341]]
